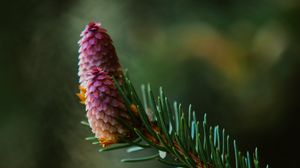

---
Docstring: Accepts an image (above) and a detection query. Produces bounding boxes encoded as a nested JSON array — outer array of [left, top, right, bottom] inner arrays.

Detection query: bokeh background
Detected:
[[1, 0, 300, 167]]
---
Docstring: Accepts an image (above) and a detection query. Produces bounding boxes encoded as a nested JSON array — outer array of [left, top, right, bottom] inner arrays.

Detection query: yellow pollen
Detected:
[[99, 137, 116, 147], [130, 104, 138, 116], [76, 85, 86, 104]]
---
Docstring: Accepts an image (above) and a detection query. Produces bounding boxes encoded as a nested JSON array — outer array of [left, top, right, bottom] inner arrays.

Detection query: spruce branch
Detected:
[[98, 73, 267, 168], [81, 73, 269, 168], [76, 21, 269, 168]]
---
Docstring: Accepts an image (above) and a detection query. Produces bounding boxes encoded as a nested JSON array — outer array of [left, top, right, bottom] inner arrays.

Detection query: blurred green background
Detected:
[[1, 0, 300, 167]]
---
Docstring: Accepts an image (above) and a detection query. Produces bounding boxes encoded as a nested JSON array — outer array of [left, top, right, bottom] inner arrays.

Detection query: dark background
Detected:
[[1, 0, 300, 167]]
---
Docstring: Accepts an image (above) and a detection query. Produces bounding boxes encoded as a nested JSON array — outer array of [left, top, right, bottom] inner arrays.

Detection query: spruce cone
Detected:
[[85, 68, 131, 146], [77, 22, 123, 104], [78, 22, 122, 89]]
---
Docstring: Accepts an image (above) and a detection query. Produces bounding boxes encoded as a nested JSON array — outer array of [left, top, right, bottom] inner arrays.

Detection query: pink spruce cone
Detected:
[[85, 68, 132, 146], [78, 22, 123, 89]]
